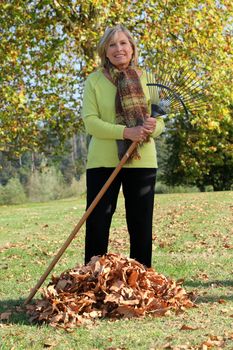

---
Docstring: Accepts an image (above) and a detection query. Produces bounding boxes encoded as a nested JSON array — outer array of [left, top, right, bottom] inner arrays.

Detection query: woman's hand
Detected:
[[123, 118, 157, 142], [143, 117, 157, 134], [123, 125, 152, 142]]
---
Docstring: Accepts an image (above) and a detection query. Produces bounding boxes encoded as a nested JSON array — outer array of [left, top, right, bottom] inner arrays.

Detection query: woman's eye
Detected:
[[109, 41, 127, 47]]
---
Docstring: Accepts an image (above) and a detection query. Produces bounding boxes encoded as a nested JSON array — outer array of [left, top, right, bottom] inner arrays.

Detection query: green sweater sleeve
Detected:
[[81, 70, 165, 141], [83, 115, 126, 140], [151, 117, 165, 138], [82, 75, 125, 140]]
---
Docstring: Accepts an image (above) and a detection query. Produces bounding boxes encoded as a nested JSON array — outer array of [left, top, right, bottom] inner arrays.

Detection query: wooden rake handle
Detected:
[[24, 141, 138, 305]]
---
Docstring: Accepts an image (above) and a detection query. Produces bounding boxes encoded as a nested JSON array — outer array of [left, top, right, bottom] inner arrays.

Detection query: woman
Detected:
[[82, 24, 165, 267]]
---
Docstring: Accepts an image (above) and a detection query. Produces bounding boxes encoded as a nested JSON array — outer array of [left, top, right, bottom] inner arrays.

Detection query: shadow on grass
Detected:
[[0, 298, 38, 326], [184, 279, 233, 303]]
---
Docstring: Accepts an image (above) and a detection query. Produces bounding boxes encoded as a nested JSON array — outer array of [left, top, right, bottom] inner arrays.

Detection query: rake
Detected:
[[146, 60, 206, 118], [24, 61, 206, 305]]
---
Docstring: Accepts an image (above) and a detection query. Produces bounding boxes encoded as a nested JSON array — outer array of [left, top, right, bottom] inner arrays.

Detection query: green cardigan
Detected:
[[81, 69, 165, 169]]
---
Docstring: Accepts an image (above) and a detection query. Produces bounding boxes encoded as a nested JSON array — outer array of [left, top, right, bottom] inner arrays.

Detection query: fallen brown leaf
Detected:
[[43, 340, 57, 348], [180, 324, 198, 331], [218, 299, 226, 304], [0, 311, 12, 322], [201, 338, 225, 348], [209, 335, 223, 341], [27, 253, 194, 329], [0, 242, 24, 253]]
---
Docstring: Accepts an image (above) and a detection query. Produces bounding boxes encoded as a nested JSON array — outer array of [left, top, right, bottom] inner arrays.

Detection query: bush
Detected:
[[60, 174, 86, 198], [0, 167, 86, 205], [0, 178, 27, 205], [26, 167, 65, 202], [26, 167, 86, 202], [155, 182, 200, 194]]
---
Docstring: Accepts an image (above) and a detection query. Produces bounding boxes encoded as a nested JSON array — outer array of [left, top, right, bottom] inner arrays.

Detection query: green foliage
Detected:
[[26, 167, 86, 202], [161, 114, 233, 191], [62, 175, 86, 197], [0, 153, 19, 186], [0, 0, 232, 189], [0, 1, 83, 157], [0, 165, 86, 205], [0, 178, 27, 205], [155, 181, 200, 194], [26, 166, 66, 202]]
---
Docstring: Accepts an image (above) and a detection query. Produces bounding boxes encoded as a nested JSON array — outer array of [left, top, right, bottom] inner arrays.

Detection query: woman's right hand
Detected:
[[123, 126, 151, 142]]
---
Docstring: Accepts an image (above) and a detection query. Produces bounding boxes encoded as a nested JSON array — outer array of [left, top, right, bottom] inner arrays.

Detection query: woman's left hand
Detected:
[[143, 117, 157, 134]]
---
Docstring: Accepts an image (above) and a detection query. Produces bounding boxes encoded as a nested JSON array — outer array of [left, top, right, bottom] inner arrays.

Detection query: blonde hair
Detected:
[[97, 24, 138, 68]]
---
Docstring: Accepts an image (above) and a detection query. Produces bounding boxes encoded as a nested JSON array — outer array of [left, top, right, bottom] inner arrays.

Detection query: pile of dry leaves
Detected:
[[27, 253, 195, 329]]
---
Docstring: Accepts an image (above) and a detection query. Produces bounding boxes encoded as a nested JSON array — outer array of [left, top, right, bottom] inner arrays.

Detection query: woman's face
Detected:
[[106, 31, 133, 70]]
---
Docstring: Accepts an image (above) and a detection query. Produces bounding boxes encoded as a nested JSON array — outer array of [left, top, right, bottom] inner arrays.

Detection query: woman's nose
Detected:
[[115, 43, 122, 50]]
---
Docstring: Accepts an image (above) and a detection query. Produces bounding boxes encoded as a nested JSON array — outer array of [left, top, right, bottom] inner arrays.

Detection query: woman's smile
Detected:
[[106, 31, 133, 70]]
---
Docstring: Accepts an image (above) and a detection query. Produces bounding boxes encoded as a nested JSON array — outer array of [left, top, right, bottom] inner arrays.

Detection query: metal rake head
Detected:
[[146, 61, 206, 118]]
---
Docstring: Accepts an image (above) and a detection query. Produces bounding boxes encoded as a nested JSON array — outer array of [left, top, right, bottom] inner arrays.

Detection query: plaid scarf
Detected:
[[104, 67, 150, 161]]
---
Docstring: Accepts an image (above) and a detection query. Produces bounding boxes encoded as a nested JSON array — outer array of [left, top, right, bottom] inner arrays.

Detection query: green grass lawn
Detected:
[[0, 191, 233, 350]]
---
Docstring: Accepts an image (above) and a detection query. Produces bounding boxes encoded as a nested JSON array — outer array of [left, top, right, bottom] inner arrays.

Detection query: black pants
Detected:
[[85, 167, 157, 267]]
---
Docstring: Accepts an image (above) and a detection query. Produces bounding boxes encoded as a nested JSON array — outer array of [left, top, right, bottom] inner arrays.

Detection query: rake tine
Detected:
[[160, 82, 204, 105], [166, 63, 190, 88], [164, 62, 181, 88], [158, 64, 202, 101], [155, 60, 176, 88], [172, 72, 201, 98], [180, 92, 205, 103], [156, 85, 191, 113], [158, 88, 178, 109], [147, 61, 206, 117], [170, 66, 199, 91], [180, 76, 204, 95], [173, 83, 204, 104], [181, 71, 205, 92], [157, 60, 170, 86], [176, 92, 204, 106], [163, 61, 175, 87], [159, 88, 190, 116], [186, 104, 206, 113]]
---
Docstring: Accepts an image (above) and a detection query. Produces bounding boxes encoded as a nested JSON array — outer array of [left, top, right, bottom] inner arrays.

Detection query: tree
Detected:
[[0, 0, 232, 190], [139, 0, 233, 191], [0, 1, 83, 157]]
